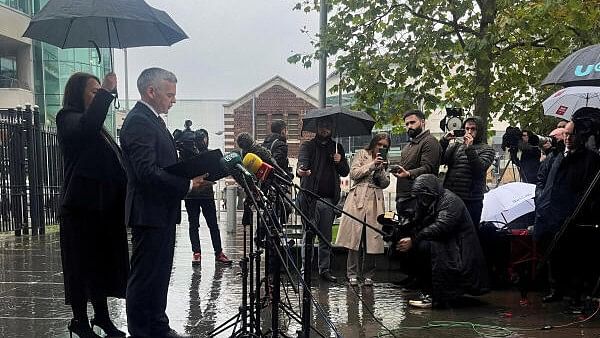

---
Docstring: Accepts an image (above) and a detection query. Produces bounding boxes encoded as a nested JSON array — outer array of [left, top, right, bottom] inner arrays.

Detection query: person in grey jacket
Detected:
[[440, 116, 495, 226]]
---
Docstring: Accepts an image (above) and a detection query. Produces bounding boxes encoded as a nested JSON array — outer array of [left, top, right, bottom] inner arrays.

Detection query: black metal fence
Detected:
[[0, 105, 62, 235]]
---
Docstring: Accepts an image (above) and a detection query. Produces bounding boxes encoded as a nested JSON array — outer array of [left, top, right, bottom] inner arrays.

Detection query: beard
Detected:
[[407, 127, 423, 138]]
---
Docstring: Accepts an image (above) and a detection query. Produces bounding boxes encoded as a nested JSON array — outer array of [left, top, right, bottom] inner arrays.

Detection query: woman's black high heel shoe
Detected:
[[68, 319, 102, 338], [90, 316, 126, 337]]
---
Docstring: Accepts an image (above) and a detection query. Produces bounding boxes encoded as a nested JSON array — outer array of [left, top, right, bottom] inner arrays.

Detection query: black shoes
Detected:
[[319, 271, 338, 283], [90, 316, 126, 337], [67, 319, 101, 338]]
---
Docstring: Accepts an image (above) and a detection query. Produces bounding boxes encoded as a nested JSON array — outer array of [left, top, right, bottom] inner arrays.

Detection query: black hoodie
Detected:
[[439, 116, 495, 201]]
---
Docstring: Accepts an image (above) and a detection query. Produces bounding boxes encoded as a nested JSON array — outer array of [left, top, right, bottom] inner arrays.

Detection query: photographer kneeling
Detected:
[[397, 174, 489, 309]]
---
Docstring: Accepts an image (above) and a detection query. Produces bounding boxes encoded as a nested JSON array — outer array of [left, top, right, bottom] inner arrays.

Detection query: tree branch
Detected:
[[400, 4, 479, 36], [494, 36, 553, 55]]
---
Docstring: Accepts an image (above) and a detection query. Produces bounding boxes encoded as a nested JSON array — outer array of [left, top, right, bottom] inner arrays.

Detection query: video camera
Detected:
[[377, 211, 418, 245], [501, 126, 521, 151]]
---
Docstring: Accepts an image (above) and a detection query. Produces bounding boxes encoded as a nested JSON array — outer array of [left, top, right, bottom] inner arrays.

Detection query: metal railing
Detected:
[[0, 105, 62, 235]]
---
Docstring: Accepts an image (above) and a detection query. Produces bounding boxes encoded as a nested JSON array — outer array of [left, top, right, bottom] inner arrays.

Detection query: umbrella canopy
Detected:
[[23, 0, 188, 49], [542, 86, 600, 120], [542, 44, 600, 87], [301, 106, 375, 137], [481, 182, 536, 227]]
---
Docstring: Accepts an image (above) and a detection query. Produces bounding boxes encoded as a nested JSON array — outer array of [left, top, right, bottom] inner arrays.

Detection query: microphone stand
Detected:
[[208, 175, 260, 338], [270, 182, 343, 338]]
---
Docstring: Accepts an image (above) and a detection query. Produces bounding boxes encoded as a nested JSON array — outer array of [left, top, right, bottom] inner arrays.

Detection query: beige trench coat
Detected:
[[336, 149, 390, 254]]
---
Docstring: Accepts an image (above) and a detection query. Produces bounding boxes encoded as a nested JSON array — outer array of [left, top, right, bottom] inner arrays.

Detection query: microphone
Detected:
[[243, 153, 273, 181], [242, 153, 293, 186], [236, 132, 291, 178], [220, 152, 254, 180]]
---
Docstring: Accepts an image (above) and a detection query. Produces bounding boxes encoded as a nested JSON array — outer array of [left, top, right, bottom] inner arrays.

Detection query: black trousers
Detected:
[[184, 198, 223, 255], [126, 225, 176, 337], [464, 199, 483, 228]]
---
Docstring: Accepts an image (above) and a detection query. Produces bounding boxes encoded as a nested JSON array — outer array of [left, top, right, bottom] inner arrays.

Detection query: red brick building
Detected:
[[223, 76, 318, 158]]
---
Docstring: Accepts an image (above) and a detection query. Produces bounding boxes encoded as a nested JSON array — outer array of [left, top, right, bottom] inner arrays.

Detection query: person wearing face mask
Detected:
[[297, 117, 350, 283], [396, 174, 489, 309]]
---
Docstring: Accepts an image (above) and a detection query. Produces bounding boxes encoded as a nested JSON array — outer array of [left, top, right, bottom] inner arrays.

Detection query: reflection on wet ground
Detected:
[[1, 212, 600, 337]]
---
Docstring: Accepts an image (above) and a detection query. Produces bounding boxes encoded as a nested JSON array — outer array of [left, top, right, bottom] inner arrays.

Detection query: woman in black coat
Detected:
[[56, 72, 128, 338]]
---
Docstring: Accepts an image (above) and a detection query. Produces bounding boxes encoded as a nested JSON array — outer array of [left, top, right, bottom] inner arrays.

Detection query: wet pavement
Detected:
[[1, 211, 600, 337]]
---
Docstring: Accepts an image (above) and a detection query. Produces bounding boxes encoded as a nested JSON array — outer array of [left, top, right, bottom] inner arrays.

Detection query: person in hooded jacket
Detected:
[[439, 116, 495, 227], [397, 174, 489, 308]]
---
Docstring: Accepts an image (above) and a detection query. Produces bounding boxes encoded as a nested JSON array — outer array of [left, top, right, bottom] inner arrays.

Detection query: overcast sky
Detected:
[[114, 0, 320, 100]]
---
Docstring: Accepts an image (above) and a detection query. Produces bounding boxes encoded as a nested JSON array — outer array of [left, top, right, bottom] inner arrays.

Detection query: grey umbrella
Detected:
[[542, 44, 600, 87], [23, 0, 188, 65], [301, 106, 375, 137]]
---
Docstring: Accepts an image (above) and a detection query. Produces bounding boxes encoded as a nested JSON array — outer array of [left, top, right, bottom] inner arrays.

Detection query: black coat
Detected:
[[56, 89, 129, 303], [412, 175, 489, 301], [534, 149, 600, 241], [440, 139, 495, 201], [262, 133, 289, 170], [120, 102, 190, 228], [296, 137, 350, 207]]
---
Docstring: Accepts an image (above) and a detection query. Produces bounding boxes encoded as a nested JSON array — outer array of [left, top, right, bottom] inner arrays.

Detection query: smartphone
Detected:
[[453, 129, 466, 137], [378, 147, 389, 161]]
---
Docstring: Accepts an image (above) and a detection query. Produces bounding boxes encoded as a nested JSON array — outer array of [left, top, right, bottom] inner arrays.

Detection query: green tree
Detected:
[[290, 0, 600, 133]]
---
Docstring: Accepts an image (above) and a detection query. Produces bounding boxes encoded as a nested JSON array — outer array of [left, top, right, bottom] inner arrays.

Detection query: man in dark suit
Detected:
[[121, 67, 210, 338]]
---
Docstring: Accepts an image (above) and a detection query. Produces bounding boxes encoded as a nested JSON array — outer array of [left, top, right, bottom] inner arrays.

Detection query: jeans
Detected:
[[302, 198, 335, 274], [184, 199, 223, 255]]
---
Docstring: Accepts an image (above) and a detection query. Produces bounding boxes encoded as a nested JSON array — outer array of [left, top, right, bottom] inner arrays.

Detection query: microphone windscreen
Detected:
[[236, 132, 254, 150], [251, 143, 274, 164], [242, 153, 263, 174]]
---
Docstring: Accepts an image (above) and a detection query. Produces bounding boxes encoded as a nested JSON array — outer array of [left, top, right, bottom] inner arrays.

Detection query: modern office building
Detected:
[[1, 0, 114, 131]]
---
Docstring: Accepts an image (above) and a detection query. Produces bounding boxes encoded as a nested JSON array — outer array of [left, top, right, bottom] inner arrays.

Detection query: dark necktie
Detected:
[[157, 115, 167, 130]]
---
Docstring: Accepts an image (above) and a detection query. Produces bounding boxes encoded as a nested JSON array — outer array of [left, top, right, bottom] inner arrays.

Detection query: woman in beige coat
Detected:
[[336, 133, 391, 286]]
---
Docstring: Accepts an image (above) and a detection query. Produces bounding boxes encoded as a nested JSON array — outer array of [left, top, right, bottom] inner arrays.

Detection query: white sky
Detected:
[[114, 0, 320, 100]]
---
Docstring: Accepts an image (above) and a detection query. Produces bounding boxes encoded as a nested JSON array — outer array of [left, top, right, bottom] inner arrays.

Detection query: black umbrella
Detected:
[[542, 44, 600, 86], [301, 106, 375, 137], [23, 0, 188, 67]]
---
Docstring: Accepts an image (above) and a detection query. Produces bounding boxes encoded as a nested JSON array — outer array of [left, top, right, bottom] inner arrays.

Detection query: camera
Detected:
[[377, 211, 418, 245], [501, 126, 522, 151], [453, 129, 466, 137]]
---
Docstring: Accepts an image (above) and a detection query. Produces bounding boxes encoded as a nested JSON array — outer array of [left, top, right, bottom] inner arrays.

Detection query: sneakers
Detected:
[[216, 252, 232, 264], [192, 252, 201, 266], [364, 278, 374, 286], [348, 277, 359, 286], [408, 293, 432, 309]]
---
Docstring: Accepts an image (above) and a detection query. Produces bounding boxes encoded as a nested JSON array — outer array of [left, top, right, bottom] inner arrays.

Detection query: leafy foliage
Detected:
[[290, 0, 600, 133]]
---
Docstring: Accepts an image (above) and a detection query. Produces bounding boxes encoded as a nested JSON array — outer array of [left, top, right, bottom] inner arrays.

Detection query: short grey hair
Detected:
[[137, 67, 177, 95]]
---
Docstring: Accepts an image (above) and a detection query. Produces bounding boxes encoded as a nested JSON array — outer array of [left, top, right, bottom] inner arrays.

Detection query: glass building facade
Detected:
[[2, 0, 116, 132]]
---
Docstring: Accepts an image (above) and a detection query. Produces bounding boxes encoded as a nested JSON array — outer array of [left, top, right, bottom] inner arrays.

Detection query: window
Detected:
[[286, 113, 300, 139], [0, 56, 17, 88], [255, 113, 268, 141]]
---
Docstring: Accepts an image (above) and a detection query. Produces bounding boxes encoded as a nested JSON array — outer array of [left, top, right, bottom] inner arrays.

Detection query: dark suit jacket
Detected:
[[120, 102, 189, 227], [56, 89, 126, 214]]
